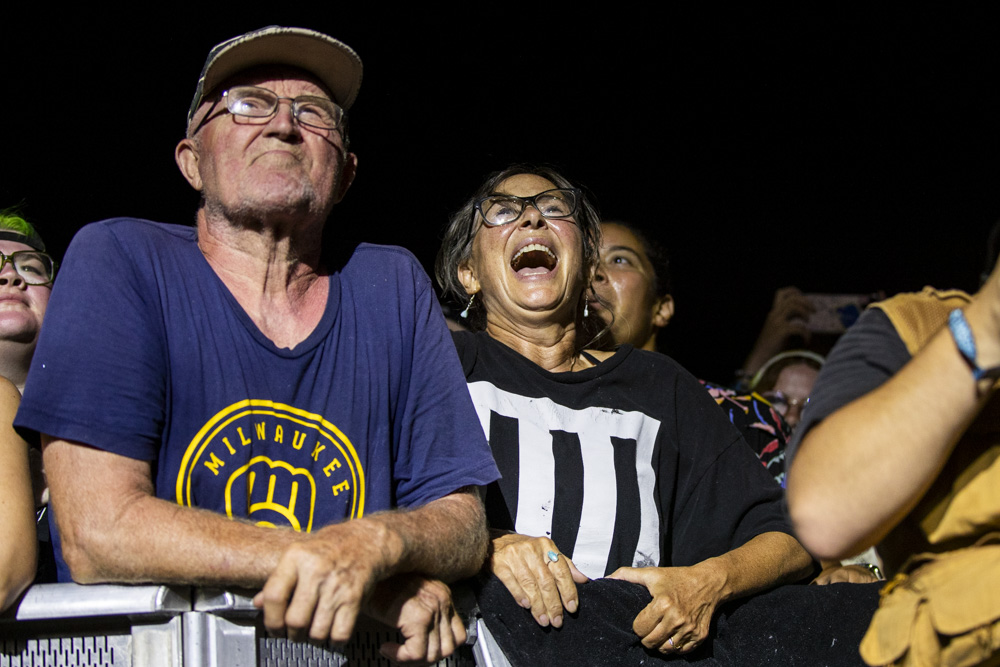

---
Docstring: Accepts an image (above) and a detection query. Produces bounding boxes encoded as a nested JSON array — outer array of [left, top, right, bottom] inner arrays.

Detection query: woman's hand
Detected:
[[608, 564, 725, 654], [489, 533, 589, 628], [811, 563, 880, 585]]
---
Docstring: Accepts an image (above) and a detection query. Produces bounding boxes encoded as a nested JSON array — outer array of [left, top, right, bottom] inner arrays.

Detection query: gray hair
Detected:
[[435, 165, 601, 331]]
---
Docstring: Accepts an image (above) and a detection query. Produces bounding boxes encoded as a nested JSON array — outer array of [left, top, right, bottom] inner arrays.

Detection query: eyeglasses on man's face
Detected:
[[0, 251, 56, 286], [220, 85, 345, 131], [474, 189, 580, 228], [761, 390, 809, 416]]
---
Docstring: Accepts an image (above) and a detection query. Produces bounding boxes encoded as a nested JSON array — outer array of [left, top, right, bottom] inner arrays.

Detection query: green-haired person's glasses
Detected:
[[0, 251, 56, 286]]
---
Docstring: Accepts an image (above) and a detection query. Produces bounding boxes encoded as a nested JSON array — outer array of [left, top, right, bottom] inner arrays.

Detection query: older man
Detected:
[[15, 27, 498, 662]]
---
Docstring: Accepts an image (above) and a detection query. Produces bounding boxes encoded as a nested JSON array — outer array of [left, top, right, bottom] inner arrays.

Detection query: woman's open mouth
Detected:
[[511, 243, 557, 276]]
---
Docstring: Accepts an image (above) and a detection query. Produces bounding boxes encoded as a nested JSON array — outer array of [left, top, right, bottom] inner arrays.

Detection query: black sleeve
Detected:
[[786, 307, 911, 464], [668, 369, 794, 566], [451, 330, 477, 377]]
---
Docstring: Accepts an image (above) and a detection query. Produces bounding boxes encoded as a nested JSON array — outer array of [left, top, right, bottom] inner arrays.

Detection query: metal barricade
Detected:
[[189, 588, 479, 667], [0, 583, 189, 666], [0, 584, 511, 667]]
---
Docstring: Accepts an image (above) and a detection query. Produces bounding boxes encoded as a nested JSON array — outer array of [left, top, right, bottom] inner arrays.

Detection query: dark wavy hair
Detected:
[[435, 165, 602, 332]]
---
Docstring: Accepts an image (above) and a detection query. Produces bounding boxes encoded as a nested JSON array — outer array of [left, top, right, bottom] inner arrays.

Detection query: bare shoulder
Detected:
[[0, 377, 24, 451], [0, 376, 20, 414]]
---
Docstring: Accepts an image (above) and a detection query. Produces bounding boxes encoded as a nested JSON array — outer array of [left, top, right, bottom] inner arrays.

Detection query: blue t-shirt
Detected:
[[16, 219, 499, 579]]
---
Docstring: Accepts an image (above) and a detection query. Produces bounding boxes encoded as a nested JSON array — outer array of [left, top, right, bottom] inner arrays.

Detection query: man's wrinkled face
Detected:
[[0, 240, 50, 346], [178, 67, 355, 225]]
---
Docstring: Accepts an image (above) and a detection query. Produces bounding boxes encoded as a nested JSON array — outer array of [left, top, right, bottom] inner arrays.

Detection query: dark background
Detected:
[[6, 8, 999, 381]]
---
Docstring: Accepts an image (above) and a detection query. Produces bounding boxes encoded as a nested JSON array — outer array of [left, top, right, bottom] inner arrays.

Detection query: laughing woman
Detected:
[[436, 165, 878, 666]]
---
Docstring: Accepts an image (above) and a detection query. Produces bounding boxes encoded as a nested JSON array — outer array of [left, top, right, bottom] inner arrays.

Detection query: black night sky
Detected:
[[6, 8, 1000, 381]]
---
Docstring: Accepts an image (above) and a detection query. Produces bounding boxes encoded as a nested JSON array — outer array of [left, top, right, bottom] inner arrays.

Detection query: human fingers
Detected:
[[673, 630, 707, 654], [812, 564, 879, 585], [306, 573, 343, 642], [412, 598, 442, 665], [525, 549, 566, 627], [272, 539, 366, 643], [256, 558, 299, 638], [450, 608, 467, 649], [546, 551, 583, 616], [329, 593, 363, 644], [774, 286, 802, 300], [380, 622, 435, 666], [607, 565, 647, 584], [379, 578, 463, 665], [276, 556, 334, 642], [642, 609, 708, 654], [612, 568, 710, 652], [567, 558, 590, 585], [425, 580, 465, 659], [608, 568, 665, 638], [639, 608, 684, 652], [773, 286, 809, 308], [774, 293, 814, 320], [493, 565, 532, 609], [664, 632, 703, 655], [632, 591, 677, 644], [846, 566, 880, 584], [493, 538, 565, 626], [421, 594, 464, 664]]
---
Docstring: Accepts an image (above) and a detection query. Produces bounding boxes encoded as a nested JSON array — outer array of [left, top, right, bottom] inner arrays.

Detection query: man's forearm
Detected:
[[47, 437, 486, 588], [787, 286, 1000, 560], [693, 532, 813, 604], [46, 438, 299, 586], [357, 487, 487, 583]]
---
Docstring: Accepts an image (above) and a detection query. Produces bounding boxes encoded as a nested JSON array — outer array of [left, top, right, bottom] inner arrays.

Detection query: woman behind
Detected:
[[590, 220, 793, 483], [0, 375, 36, 611], [436, 166, 878, 665], [748, 350, 825, 430]]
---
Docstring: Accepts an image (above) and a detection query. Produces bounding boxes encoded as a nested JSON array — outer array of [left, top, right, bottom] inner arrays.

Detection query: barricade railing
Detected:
[[0, 583, 511, 667]]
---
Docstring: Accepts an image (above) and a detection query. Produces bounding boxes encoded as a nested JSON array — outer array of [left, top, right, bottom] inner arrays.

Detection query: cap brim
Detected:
[[188, 26, 362, 128]]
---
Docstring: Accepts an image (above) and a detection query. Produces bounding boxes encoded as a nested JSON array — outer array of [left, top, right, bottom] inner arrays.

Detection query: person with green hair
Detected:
[[0, 210, 55, 392], [0, 209, 52, 610]]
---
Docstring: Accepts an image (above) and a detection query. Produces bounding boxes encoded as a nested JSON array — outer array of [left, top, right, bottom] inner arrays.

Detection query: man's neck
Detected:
[[196, 211, 329, 349]]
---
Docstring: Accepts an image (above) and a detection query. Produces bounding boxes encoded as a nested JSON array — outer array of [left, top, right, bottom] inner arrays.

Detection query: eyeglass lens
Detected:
[[224, 86, 343, 130], [762, 391, 809, 415], [479, 190, 577, 226], [0, 251, 53, 285]]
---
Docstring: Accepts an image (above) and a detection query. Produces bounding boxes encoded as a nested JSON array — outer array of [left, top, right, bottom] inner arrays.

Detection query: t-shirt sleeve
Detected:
[[785, 307, 911, 465], [15, 222, 167, 460], [668, 369, 793, 566], [390, 262, 500, 508]]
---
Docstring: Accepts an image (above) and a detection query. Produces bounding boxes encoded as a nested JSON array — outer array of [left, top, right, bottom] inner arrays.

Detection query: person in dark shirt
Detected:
[[436, 165, 827, 663], [589, 220, 792, 483], [15, 27, 498, 663]]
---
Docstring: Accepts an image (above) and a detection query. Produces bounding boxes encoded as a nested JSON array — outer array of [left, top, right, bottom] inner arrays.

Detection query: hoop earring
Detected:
[[460, 294, 476, 319]]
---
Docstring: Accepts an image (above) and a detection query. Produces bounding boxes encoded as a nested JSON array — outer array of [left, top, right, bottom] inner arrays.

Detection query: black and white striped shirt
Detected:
[[454, 331, 791, 579]]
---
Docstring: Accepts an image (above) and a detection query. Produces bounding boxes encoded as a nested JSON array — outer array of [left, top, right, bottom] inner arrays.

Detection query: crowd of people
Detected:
[[2, 24, 997, 667]]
